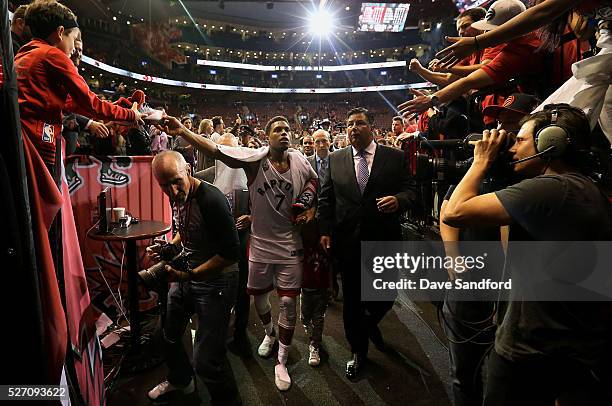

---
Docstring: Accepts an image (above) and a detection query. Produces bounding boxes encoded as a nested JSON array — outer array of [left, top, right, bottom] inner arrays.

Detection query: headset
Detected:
[[534, 105, 572, 157], [511, 104, 575, 165]]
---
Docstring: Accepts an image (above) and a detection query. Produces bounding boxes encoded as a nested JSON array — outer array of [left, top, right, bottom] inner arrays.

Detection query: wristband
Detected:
[[474, 35, 480, 51]]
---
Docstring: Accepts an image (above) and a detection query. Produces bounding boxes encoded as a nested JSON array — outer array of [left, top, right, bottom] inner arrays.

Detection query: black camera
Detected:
[[415, 133, 515, 188], [138, 243, 191, 290]]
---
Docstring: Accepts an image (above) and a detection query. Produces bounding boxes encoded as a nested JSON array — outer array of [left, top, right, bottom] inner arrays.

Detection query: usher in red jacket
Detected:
[[15, 39, 135, 166]]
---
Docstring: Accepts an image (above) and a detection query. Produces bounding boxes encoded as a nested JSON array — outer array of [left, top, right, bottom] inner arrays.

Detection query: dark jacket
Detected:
[[317, 144, 416, 247]]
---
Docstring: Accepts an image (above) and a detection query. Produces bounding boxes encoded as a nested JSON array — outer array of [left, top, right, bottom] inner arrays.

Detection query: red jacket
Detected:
[[15, 39, 135, 165]]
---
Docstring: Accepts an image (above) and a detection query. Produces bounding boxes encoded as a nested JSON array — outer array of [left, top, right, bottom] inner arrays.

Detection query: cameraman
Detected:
[[444, 104, 612, 405], [147, 151, 241, 405], [437, 93, 538, 406]]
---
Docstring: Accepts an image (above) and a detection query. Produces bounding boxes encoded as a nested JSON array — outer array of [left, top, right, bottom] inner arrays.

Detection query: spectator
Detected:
[[10, 5, 31, 54]]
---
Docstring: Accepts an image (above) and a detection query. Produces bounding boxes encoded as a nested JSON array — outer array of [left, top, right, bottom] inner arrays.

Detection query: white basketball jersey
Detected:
[[249, 158, 302, 263]]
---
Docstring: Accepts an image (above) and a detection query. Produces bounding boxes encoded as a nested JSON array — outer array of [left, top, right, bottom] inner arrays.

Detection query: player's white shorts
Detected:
[[246, 260, 303, 297]]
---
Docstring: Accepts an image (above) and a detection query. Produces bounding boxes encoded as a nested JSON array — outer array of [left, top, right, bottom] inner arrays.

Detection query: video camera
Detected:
[[138, 242, 191, 290], [415, 133, 515, 188]]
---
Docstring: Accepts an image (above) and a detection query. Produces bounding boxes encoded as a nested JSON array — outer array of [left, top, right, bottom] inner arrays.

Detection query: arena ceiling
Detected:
[[68, 0, 458, 29]]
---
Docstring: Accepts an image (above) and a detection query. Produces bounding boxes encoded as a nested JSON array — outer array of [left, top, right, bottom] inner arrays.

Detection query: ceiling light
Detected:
[[309, 7, 335, 37]]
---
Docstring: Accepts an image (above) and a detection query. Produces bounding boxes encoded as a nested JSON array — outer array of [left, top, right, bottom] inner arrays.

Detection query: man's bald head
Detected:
[[313, 129, 331, 158], [312, 129, 330, 140], [218, 133, 239, 147], [152, 151, 192, 204], [152, 150, 188, 176]]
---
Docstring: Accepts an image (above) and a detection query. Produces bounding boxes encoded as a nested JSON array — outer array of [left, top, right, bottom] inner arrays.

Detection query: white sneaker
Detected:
[[257, 334, 277, 357], [147, 379, 195, 401], [308, 345, 320, 366], [274, 363, 292, 391]]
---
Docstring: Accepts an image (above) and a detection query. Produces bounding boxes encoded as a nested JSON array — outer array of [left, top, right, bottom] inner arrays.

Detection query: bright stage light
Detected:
[[309, 8, 335, 36]]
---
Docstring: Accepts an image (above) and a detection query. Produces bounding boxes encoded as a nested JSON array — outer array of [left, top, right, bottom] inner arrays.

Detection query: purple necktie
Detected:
[[357, 150, 369, 194]]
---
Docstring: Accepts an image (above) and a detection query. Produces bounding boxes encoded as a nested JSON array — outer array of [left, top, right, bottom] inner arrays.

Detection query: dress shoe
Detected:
[[369, 326, 390, 352], [345, 353, 365, 380]]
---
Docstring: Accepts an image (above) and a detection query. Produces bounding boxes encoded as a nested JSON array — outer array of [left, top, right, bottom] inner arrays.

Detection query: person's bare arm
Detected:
[[409, 58, 458, 87], [436, 0, 581, 66], [398, 69, 495, 117], [446, 60, 493, 76], [161, 115, 258, 180], [440, 200, 461, 280]]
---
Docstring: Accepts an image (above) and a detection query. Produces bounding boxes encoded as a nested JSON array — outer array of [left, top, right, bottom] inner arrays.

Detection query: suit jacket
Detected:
[[317, 144, 416, 248], [307, 155, 316, 173], [307, 154, 330, 190]]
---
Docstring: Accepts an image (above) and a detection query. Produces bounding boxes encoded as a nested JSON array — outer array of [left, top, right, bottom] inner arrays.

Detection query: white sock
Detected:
[[264, 321, 274, 336], [278, 342, 290, 365]]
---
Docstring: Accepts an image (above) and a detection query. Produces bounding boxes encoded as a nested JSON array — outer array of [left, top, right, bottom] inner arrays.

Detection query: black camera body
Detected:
[[416, 133, 515, 188], [138, 243, 191, 290]]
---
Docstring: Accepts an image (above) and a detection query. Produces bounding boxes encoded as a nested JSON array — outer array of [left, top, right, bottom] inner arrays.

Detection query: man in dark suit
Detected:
[[307, 129, 331, 187], [317, 107, 416, 379]]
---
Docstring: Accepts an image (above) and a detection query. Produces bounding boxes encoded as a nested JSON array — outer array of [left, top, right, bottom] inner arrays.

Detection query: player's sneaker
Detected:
[[274, 363, 292, 391], [257, 333, 277, 357]]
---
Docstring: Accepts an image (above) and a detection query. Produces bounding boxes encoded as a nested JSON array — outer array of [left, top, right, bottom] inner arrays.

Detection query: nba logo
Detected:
[[42, 123, 54, 143]]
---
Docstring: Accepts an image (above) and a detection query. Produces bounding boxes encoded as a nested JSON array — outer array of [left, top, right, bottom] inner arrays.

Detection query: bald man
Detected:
[[310, 130, 331, 183], [147, 151, 242, 404]]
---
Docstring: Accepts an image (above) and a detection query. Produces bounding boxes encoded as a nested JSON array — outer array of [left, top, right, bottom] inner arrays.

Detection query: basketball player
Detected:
[[160, 115, 317, 392]]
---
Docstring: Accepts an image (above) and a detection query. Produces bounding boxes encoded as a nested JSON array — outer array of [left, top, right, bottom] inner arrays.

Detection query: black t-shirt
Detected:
[[174, 181, 240, 278], [494, 173, 612, 367]]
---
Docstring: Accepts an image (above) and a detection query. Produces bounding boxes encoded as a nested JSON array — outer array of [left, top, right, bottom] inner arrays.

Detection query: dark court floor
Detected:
[[106, 293, 452, 406]]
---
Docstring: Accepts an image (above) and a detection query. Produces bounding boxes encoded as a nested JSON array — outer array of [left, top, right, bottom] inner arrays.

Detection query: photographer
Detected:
[[437, 93, 538, 406], [443, 104, 612, 405], [147, 151, 241, 405]]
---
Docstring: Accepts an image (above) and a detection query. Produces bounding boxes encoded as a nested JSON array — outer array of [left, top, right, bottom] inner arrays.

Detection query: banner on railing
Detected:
[[66, 155, 172, 319]]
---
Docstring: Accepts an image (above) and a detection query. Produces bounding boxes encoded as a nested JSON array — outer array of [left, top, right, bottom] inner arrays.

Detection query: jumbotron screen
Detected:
[[358, 3, 410, 32]]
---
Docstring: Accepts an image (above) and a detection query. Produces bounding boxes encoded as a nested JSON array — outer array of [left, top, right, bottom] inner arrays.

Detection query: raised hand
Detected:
[[131, 102, 148, 126], [89, 121, 109, 138], [397, 88, 433, 119], [435, 36, 476, 69], [159, 115, 185, 136]]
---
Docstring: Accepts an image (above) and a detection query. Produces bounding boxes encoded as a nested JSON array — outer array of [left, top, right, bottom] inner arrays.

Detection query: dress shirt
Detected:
[[351, 140, 376, 178]]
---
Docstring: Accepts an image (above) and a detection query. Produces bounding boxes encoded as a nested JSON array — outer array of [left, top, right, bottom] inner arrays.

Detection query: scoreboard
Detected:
[[358, 3, 410, 32]]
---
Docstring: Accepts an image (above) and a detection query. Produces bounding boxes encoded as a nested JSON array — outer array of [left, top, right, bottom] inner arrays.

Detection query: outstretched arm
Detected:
[[398, 69, 494, 117], [436, 0, 580, 67], [160, 115, 257, 175]]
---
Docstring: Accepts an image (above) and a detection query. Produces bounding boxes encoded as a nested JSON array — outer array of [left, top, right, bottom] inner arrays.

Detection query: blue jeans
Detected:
[[163, 271, 240, 405]]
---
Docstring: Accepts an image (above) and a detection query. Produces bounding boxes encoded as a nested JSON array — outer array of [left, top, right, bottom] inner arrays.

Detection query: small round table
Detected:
[[88, 220, 171, 348]]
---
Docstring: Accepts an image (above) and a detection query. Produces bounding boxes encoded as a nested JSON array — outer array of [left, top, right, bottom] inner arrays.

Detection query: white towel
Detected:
[[213, 160, 248, 195], [217, 145, 318, 201]]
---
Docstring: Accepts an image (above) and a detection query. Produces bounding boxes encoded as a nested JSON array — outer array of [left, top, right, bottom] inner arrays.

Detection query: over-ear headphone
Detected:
[[534, 105, 571, 158]]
